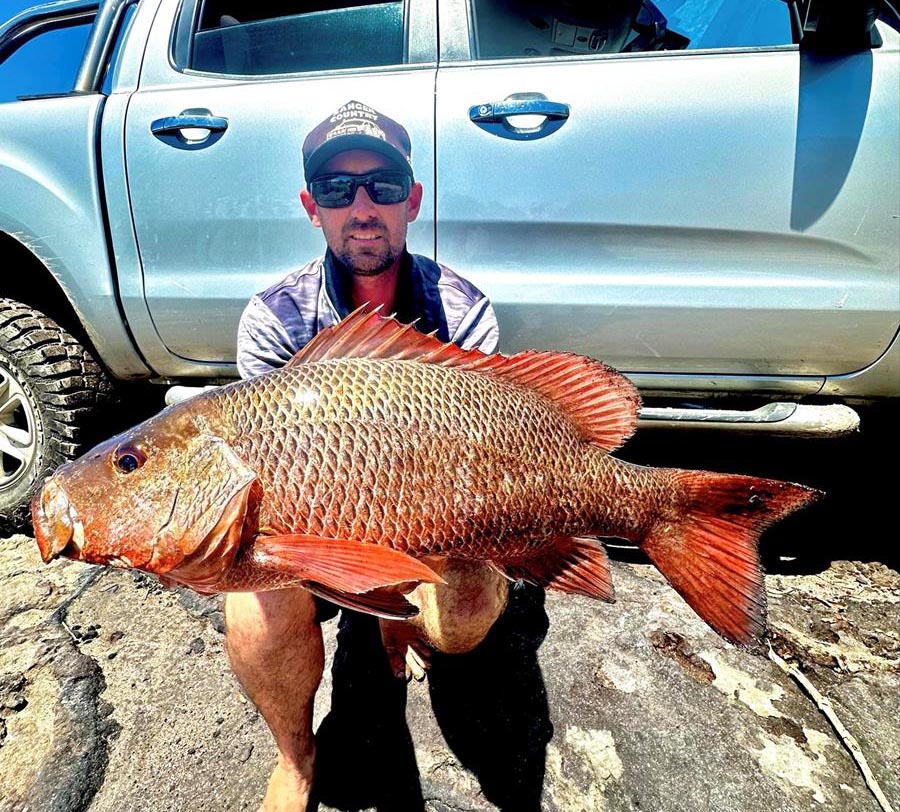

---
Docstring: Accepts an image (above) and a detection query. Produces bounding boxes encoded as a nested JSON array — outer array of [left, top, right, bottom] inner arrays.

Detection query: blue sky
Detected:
[[1, 1, 94, 103], [654, 0, 790, 49], [1, 0, 42, 19]]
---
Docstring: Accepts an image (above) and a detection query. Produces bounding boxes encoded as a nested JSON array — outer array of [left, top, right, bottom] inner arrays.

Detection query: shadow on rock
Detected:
[[312, 611, 423, 811], [312, 584, 552, 812], [427, 583, 552, 812]]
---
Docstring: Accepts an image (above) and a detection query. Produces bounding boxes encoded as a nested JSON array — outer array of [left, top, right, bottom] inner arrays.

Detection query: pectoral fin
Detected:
[[252, 534, 444, 619]]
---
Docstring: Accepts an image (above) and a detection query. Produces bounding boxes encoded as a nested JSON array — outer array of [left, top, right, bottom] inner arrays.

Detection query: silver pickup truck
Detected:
[[1, 0, 898, 533]]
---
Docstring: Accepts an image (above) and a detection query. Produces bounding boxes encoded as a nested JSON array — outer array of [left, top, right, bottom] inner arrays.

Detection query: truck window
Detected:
[[188, 1, 406, 75], [0, 20, 93, 103], [468, 0, 792, 61]]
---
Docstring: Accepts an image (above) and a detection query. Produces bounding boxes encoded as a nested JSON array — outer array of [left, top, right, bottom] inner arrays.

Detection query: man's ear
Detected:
[[406, 181, 424, 224], [300, 189, 322, 228]]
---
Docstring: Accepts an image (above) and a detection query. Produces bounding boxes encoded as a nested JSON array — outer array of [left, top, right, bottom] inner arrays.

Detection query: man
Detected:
[[229, 101, 509, 812]]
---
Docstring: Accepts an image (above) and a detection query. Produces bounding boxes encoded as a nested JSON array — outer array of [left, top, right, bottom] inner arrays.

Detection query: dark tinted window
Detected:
[[190, 1, 405, 75], [0, 20, 93, 103], [470, 0, 792, 61]]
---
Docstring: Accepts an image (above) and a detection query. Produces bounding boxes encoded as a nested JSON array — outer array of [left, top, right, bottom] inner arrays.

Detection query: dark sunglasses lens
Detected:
[[368, 174, 411, 204], [311, 172, 411, 208], [310, 177, 356, 208]]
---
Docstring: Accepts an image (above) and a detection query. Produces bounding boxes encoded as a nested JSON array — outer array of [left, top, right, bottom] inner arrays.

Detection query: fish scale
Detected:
[[213, 358, 593, 559]]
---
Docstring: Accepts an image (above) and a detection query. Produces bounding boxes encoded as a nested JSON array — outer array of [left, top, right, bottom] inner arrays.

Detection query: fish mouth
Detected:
[[32, 477, 86, 563]]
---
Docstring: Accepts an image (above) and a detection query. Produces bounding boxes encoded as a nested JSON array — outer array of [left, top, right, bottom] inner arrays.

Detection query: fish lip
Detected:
[[32, 478, 84, 563]]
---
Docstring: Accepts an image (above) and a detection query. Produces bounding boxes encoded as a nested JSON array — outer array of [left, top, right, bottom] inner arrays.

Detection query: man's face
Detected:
[[300, 150, 423, 276]]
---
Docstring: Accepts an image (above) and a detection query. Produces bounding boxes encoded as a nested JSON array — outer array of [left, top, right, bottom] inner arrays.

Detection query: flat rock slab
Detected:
[[1, 533, 897, 812]]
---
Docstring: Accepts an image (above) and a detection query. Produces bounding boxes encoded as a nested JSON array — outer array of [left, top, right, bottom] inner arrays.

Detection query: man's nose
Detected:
[[349, 184, 378, 216]]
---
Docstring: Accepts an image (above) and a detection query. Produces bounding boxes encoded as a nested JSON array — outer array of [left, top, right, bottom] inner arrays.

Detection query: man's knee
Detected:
[[409, 560, 508, 654], [225, 588, 325, 710], [225, 588, 320, 654]]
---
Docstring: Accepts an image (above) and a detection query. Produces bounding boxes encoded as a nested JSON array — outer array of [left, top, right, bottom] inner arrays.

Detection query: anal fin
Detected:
[[492, 537, 615, 602]]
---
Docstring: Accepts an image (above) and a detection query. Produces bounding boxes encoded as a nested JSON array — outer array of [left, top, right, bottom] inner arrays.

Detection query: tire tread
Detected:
[[0, 298, 115, 536]]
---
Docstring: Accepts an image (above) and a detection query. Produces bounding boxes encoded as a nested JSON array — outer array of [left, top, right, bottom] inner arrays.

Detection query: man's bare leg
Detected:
[[381, 560, 508, 680], [225, 589, 324, 812]]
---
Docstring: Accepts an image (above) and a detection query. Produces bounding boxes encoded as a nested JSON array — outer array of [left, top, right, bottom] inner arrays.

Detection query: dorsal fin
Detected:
[[287, 306, 640, 452]]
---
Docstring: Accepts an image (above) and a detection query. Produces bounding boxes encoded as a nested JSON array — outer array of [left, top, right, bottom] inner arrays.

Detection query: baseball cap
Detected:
[[302, 100, 414, 183]]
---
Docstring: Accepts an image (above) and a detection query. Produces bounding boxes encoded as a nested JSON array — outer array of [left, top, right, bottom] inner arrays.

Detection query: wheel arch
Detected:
[[0, 229, 103, 362]]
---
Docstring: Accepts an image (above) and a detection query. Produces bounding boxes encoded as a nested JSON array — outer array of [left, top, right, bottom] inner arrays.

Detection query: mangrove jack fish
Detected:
[[32, 309, 820, 645]]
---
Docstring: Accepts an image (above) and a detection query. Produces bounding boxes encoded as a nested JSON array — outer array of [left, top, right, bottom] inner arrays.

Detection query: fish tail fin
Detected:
[[493, 536, 615, 602], [640, 470, 821, 647]]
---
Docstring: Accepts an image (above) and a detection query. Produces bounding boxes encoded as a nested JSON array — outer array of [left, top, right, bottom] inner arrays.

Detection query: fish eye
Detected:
[[114, 446, 146, 474]]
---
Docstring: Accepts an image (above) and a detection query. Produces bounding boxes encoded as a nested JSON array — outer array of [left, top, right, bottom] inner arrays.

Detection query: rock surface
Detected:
[[1, 413, 898, 811], [1, 535, 897, 812]]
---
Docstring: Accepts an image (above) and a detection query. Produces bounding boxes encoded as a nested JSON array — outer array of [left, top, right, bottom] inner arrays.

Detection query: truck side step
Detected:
[[637, 403, 860, 438], [167, 387, 859, 439], [165, 385, 221, 406]]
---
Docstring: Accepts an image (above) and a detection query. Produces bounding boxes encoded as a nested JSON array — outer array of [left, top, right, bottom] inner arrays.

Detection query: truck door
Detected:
[[124, 0, 437, 368], [435, 0, 900, 385]]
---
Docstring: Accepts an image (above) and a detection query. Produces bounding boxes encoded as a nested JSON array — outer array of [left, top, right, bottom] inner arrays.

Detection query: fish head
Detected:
[[32, 404, 256, 582]]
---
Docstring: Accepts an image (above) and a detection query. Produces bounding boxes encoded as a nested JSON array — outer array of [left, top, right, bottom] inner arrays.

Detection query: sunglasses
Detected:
[[309, 170, 413, 208]]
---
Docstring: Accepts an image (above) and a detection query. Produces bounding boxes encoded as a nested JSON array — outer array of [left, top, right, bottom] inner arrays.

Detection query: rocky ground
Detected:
[[1, 409, 897, 812]]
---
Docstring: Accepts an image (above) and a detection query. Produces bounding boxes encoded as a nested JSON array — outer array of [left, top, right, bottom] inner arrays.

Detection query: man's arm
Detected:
[[449, 296, 500, 354], [236, 296, 299, 379]]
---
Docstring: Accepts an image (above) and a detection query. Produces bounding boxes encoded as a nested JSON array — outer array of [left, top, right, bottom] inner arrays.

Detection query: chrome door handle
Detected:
[[469, 95, 570, 141], [150, 110, 229, 138]]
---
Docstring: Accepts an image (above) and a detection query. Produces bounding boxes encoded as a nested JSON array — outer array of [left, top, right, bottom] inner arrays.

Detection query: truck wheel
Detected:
[[0, 299, 114, 537]]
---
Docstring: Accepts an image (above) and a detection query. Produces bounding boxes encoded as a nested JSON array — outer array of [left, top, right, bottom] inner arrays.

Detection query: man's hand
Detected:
[[380, 618, 433, 681]]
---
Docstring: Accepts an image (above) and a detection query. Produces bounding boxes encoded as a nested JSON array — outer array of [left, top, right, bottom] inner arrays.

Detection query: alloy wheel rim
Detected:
[[0, 360, 38, 491]]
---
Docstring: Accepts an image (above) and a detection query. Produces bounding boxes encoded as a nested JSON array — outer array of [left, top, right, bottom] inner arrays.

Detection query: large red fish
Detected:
[[32, 308, 819, 645]]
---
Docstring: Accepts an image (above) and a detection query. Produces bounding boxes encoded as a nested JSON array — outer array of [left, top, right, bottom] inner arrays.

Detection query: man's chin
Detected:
[[338, 248, 396, 277]]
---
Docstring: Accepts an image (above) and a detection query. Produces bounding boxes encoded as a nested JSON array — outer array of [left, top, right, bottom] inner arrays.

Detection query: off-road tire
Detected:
[[0, 299, 115, 536]]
